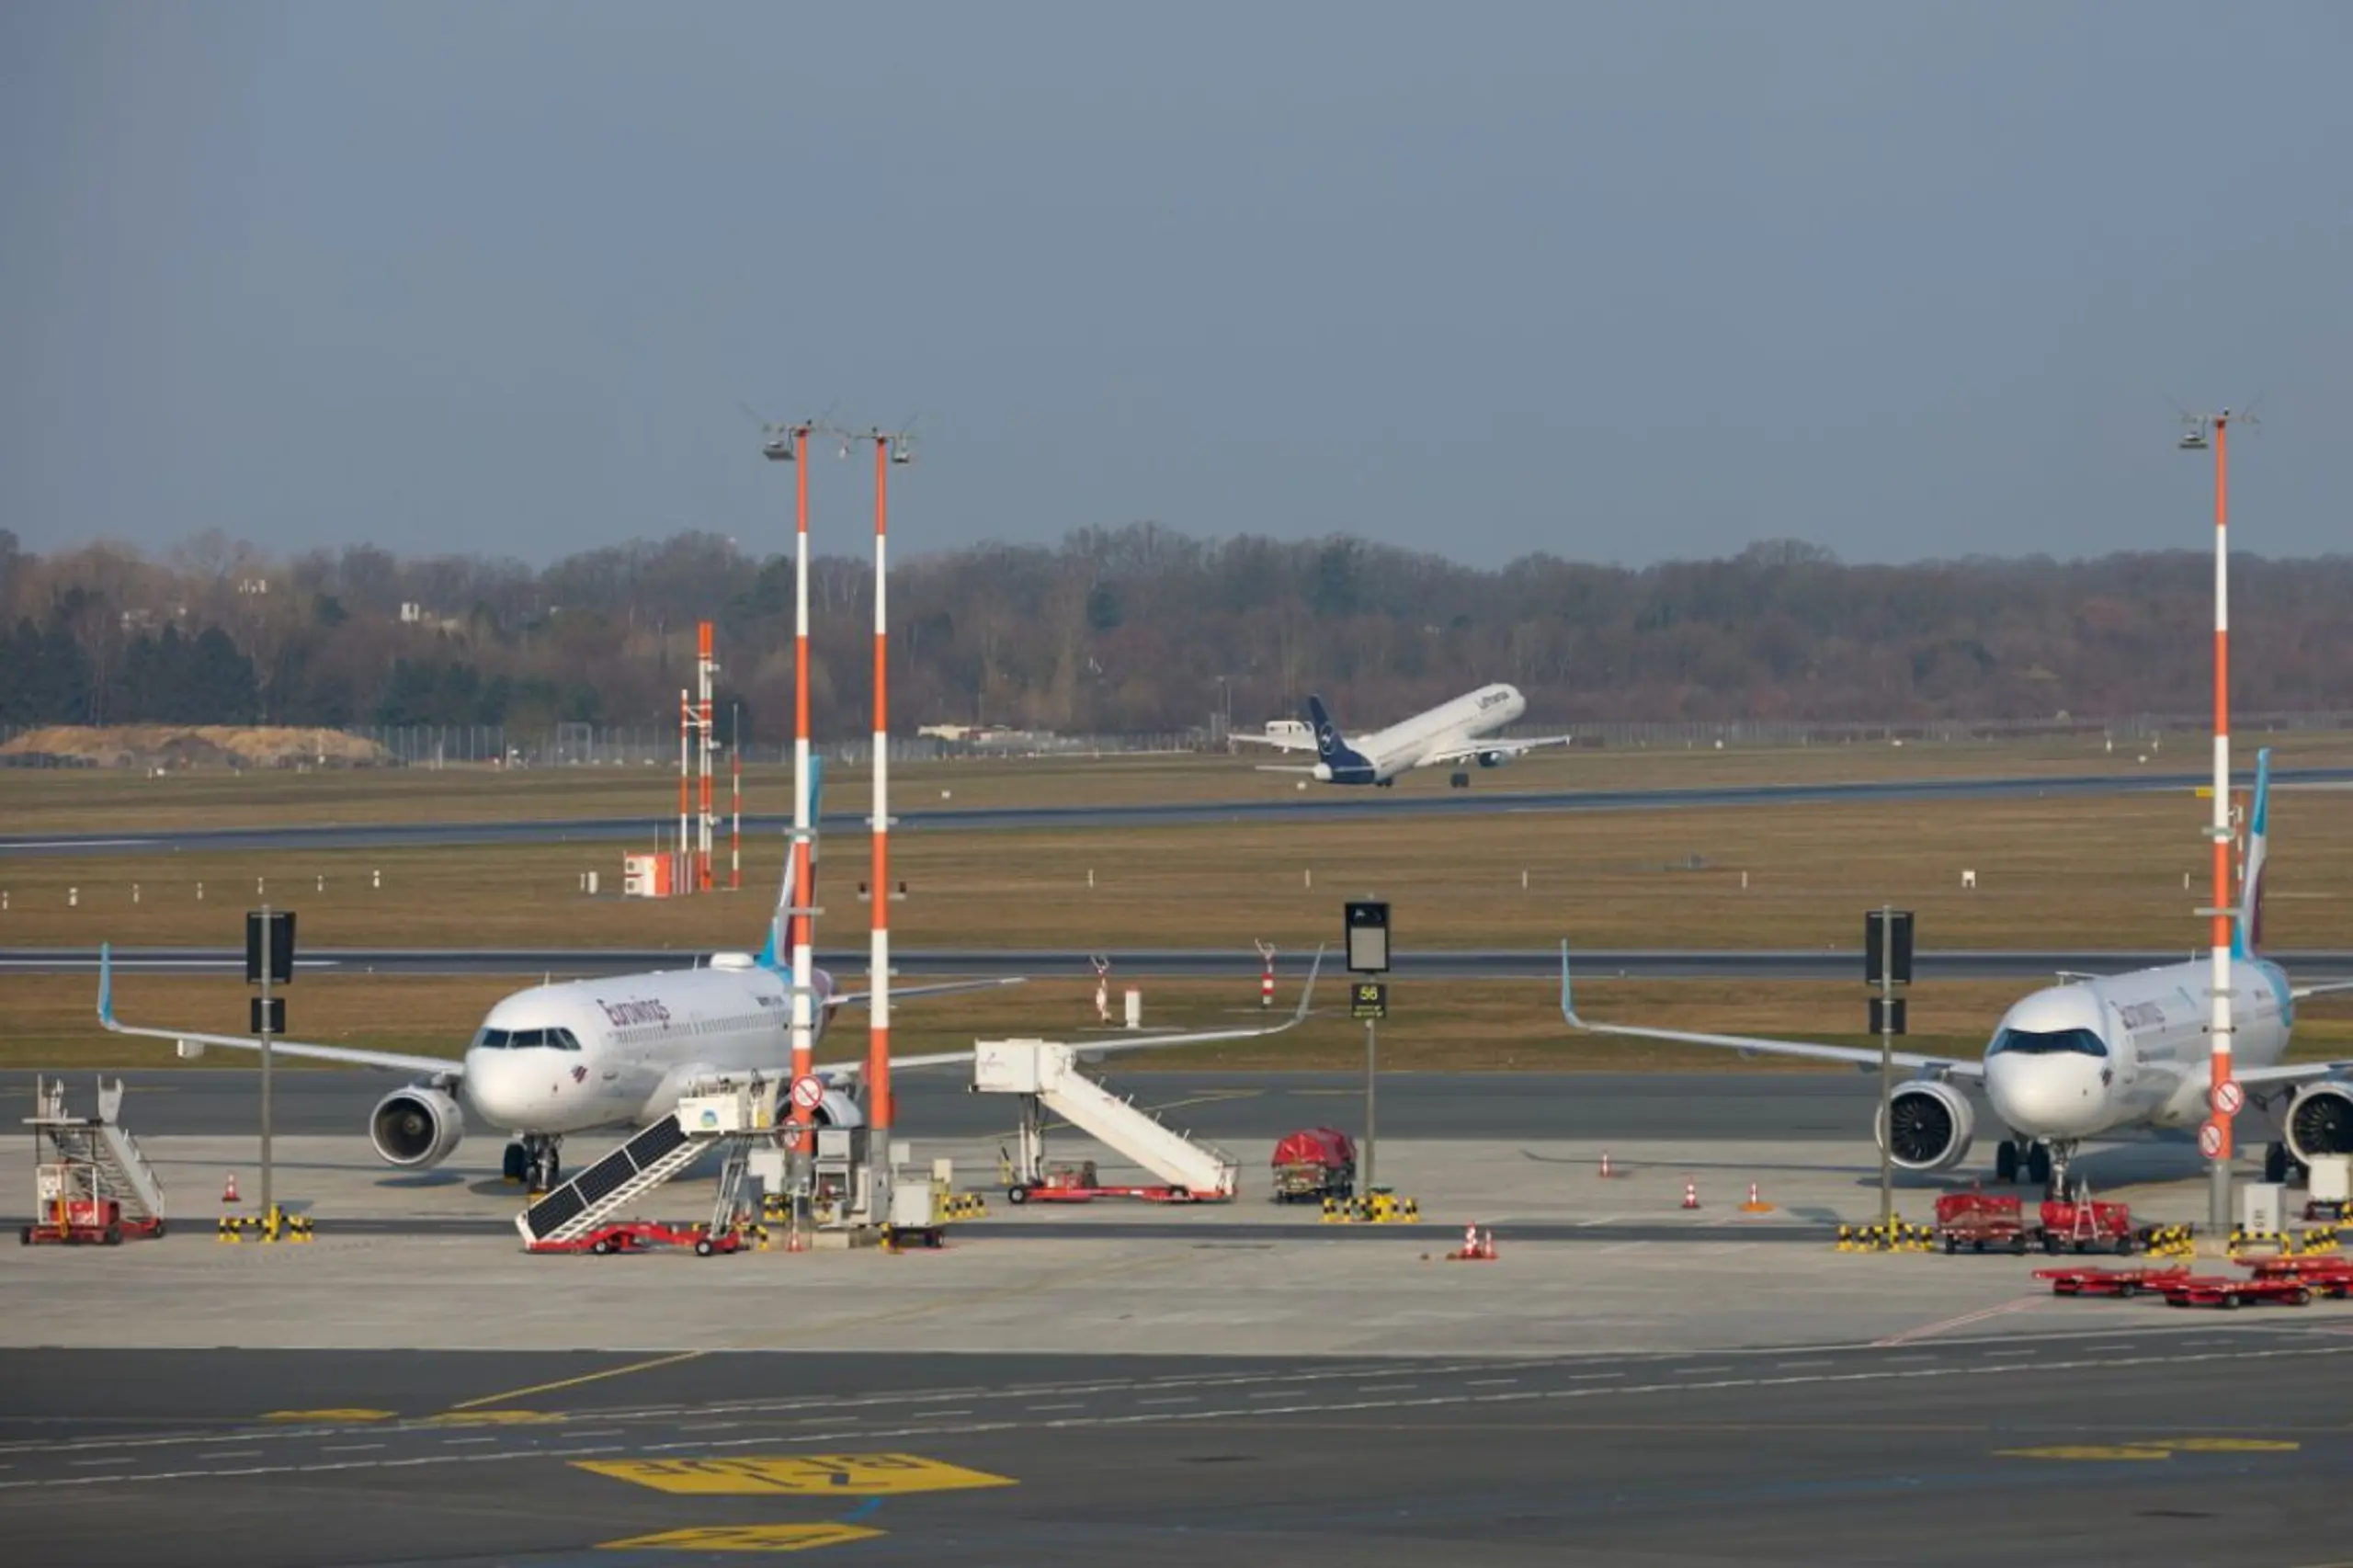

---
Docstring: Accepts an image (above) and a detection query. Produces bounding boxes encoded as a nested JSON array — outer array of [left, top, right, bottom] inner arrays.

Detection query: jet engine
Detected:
[[817, 1087, 864, 1128], [369, 1085, 464, 1169], [1477, 750, 1511, 768], [1874, 1081, 1975, 1171], [2285, 1081, 2353, 1166]]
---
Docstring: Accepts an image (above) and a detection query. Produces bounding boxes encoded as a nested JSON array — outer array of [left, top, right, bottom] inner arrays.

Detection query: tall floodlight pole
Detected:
[[865, 427, 914, 1224], [762, 423, 820, 1163], [2180, 411, 2241, 1233]]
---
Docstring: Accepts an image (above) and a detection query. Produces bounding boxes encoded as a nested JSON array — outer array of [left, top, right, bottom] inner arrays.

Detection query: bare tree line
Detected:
[[4, 525, 2349, 741]]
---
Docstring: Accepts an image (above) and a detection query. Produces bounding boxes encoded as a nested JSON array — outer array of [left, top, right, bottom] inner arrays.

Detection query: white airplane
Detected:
[[1236, 684, 1573, 788], [1561, 749, 2353, 1198], [97, 890, 1326, 1196]]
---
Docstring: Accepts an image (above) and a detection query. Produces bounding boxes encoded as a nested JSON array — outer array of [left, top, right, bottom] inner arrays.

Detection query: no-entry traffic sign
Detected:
[[790, 1074, 826, 1112], [2212, 1080, 2245, 1118]]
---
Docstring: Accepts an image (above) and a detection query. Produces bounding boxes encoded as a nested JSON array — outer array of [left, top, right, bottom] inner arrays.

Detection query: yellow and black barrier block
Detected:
[[1837, 1220, 1933, 1254], [939, 1192, 988, 1222]]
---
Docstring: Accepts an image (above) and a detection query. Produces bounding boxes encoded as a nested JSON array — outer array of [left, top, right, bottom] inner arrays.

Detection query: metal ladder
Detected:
[[515, 1114, 715, 1246], [28, 1076, 166, 1224]]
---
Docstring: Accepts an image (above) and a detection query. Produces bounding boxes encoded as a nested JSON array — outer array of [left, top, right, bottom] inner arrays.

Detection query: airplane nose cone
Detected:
[[1984, 1056, 2106, 1139], [462, 1050, 540, 1127]]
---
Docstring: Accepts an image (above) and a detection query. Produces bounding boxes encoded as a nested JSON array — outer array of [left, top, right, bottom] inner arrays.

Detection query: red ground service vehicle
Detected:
[[21, 1193, 159, 1247], [1935, 1192, 2032, 1254], [2038, 1198, 2135, 1256], [1006, 1162, 1211, 1205], [1271, 1129, 1357, 1204]]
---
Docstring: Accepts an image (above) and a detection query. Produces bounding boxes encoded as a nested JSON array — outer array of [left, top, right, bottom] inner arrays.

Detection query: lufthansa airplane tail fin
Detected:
[[756, 754, 825, 971], [2234, 746, 2271, 960], [1303, 694, 1373, 769]]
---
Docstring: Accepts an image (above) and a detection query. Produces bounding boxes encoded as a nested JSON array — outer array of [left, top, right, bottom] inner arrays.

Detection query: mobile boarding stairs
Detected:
[[515, 1077, 776, 1253], [975, 1039, 1240, 1202], [24, 1074, 168, 1243]]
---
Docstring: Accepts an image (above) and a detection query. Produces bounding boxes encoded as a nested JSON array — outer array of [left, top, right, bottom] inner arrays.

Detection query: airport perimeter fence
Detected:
[[5, 710, 2351, 768]]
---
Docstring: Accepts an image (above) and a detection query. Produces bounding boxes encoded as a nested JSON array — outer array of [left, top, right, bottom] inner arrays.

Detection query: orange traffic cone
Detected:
[[1597, 1150, 1614, 1179], [222, 1172, 240, 1204], [1461, 1221, 1479, 1254], [1740, 1181, 1774, 1213], [1681, 1178, 1699, 1210]]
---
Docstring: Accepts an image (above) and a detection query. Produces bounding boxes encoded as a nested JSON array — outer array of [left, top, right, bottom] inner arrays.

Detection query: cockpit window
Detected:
[[551, 1028, 582, 1051], [507, 1028, 546, 1049], [1989, 1027, 2108, 1059], [472, 1028, 509, 1051]]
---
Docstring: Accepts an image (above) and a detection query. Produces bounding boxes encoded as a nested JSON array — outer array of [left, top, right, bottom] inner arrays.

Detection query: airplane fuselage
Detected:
[[454, 955, 842, 1139], [1313, 683, 1528, 784], [1978, 958, 2291, 1142]]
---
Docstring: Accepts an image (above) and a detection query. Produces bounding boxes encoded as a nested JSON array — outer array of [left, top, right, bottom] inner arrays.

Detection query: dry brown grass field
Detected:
[[5, 792, 2350, 954], [6, 729, 2352, 834]]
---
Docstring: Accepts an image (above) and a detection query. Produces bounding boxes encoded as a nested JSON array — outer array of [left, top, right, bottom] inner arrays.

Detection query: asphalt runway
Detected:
[[0, 1067, 1900, 1142], [10, 763, 2347, 856], [6, 1330, 2349, 1566], [18, 943, 2352, 979]]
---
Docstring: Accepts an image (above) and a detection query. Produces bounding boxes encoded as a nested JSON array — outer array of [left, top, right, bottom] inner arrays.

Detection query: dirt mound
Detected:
[[0, 726, 392, 769]]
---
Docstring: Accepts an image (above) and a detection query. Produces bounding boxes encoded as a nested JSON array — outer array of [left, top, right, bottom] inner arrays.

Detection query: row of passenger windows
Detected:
[[472, 1027, 585, 1051]]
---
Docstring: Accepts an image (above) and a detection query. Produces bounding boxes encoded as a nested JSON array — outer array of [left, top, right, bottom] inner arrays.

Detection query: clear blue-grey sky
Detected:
[[4, 2, 2347, 569]]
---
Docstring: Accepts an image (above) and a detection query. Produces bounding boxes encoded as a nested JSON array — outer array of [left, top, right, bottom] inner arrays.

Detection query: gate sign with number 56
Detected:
[[2212, 1080, 2245, 1118], [790, 1074, 827, 1111]]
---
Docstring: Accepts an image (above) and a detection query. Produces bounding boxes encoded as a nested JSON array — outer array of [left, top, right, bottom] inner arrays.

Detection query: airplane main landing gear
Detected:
[[2264, 1142, 2305, 1186], [1995, 1139, 2049, 1186], [503, 1136, 563, 1193], [1449, 771, 1471, 789]]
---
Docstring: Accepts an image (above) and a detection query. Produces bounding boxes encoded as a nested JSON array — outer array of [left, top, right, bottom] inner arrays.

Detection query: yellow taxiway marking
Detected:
[[598, 1522, 885, 1553], [263, 1409, 393, 1422], [1997, 1437, 2302, 1461], [423, 1409, 563, 1426], [578, 1452, 1017, 1497], [447, 1349, 708, 1412]]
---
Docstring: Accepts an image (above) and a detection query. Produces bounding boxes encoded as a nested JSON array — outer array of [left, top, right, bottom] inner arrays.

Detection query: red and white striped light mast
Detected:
[[865, 426, 914, 1221], [762, 421, 820, 1161], [2180, 409, 2240, 1233]]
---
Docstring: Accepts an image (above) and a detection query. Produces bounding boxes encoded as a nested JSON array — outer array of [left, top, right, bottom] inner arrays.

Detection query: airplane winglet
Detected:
[[1296, 945, 1326, 1018], [97, 941, 114, 1027], [1559, 939, 1584, 1028]]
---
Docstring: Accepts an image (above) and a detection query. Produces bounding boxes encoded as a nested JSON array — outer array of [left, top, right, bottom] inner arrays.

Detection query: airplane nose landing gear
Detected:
[[502, 1136, 563, 1192]]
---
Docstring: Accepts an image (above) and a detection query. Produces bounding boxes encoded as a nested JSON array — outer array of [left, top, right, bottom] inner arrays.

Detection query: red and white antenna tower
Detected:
[[2178, 407, 2252, 1231], [865, 425, 915, 1221], [762, 420, 821, 1149]]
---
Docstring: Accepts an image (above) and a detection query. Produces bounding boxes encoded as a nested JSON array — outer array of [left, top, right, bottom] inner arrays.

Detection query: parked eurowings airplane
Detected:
[[1235, 684, 1574, 787], [1561, 749, 2353, 1199], [97, 886, 1325, 1196]]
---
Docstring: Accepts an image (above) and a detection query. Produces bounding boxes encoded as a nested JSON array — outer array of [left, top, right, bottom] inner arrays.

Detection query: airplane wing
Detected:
[[2292, 980, 2353, 1002], [1231, 733, 1316, 752], [2232, 1059, 2353, 1087], [827, 977, 1026, 1007], [94, 944, 460, 1079], [820, 949, 1327, 1081], [1253, 764, 1322, 775], [1559, 943, 1983, 1079], [1420, 734, 1575, 767]]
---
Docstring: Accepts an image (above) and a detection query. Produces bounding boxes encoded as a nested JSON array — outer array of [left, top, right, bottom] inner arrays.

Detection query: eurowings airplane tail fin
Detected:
[[2234, 745, 2271, 960], [756, 754, 825, 971]]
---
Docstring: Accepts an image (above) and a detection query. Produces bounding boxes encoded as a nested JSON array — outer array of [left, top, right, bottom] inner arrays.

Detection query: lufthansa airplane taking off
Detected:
[[1563, 750, 2353, 1199], [98, 852, 1326, 1195], [1236, 683, 1573, 787]]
